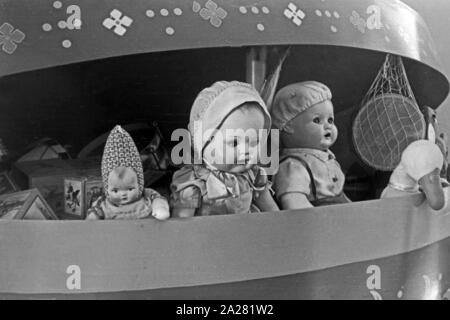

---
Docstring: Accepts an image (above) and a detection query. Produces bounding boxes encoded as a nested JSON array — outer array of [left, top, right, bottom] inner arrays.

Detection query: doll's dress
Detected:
[[170, 165, 270, 216], [86, 188, 162, 219], [274, 148, 349, 206]]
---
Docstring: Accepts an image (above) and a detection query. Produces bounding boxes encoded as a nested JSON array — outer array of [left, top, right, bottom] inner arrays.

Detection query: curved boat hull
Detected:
[[1, 237, 450, 300], [1, 189, 450, 299]]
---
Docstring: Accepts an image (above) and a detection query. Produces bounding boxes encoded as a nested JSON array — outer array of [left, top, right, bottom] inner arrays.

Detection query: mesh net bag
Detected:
[[352, 54, 425, 171]]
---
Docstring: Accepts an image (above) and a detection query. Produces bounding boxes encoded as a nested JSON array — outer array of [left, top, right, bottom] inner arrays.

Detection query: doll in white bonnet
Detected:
[[170, 81, 279, 217], [271, 81, 350, 209], [86, 125, 170, 220]]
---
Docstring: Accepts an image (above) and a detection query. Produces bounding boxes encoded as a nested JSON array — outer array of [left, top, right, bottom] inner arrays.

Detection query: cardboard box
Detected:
[[0, 189, 58, 220], [0, 171, 19, 195], [64, 176, 103, 219], [11, 158, 101, 216]]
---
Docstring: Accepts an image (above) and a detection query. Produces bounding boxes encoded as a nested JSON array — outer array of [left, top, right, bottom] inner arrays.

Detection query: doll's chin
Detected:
[[210, 162, 253, 172], [225, 164, 253, 173], [230, 165, 251, 173], [320, 138, 335, 148], [110, 198, 133, 206]]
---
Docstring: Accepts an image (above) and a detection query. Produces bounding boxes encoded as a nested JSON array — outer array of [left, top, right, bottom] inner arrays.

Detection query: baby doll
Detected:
[[270, 81, 350, 209], [170, 81, 279, 217], [86, 125, 170, 220], [381, 139, 446, 210]]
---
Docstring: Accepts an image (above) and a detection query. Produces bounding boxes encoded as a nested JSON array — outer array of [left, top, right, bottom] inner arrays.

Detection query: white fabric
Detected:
[[400, 139, 443, 181]]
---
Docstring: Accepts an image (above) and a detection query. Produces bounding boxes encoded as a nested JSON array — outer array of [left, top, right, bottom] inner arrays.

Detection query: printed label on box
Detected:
[[64, 178, 83, 216]]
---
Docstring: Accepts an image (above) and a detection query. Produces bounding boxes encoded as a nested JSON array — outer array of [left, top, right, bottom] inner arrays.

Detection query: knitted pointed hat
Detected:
[[102, 125, 144, 194]]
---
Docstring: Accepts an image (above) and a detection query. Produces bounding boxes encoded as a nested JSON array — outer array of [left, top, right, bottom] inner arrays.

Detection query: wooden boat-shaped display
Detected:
[[0, 0, 450, 299]]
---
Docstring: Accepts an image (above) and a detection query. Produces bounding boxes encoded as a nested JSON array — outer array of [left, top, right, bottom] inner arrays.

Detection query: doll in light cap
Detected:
[[271, 81, 350, 209], [381, 139, 446, 210], [86, 125, 170, 220], [170, 81, 279, 217]]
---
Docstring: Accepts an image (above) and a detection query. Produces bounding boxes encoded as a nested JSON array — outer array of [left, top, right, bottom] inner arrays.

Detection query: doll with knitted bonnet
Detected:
[[270, 81, 350, 209], [170, 81, 279, 217], [86, 125, 170, 220]]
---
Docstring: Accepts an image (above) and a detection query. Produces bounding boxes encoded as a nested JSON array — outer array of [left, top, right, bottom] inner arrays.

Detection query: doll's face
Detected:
[[107, 167, 140, 206], [281, 100, 337, 151], [203, 103, 266, 173]]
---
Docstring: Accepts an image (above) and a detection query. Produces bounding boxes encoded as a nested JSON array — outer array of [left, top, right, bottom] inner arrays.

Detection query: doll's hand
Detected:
[[86, 211, 100, 220], [152, 197, 170, 220]]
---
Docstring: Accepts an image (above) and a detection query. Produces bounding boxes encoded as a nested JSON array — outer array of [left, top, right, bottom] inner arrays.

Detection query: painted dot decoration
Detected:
[[174, 8, 183, 16], [62, 40, 72, 48], [58, 20, 67, 29], [315, 10, 322, 17], [160, 8, 169, 16], [239, 7, 247, 14], [166, 27, 175, 35], [53, 1, 62, 9], [146, 10, 155, 18], [42, 23, 52, 31], [333, 11, 340, 19], [385, 36, 390, 43], [257, 23, 265, 31], [397, 290, 403, 299], [240, 6, 270, 15], [330, 25, 337, 32], [325, 10, 331, 17]]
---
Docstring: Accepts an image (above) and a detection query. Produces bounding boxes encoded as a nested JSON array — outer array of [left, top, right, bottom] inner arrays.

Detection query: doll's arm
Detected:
[[85, 204, 104, 220], [279, 192, 313, 210], [254, 188, 279, 212], [152, 197, 170, 220]]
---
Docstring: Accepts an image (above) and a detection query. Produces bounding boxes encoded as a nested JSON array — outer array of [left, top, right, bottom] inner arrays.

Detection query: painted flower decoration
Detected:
[[193, 0, 227, 28], [103, 9, 133, 36], [0, 23, 25, 54]]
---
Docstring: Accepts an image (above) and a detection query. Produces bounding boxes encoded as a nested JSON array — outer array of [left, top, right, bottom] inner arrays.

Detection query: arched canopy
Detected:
[[0, 0, 448, 155]]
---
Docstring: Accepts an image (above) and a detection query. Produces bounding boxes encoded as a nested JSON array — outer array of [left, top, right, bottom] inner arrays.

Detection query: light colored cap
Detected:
[[271, 81, 332, 130], [188, 81, 271, 157], [401, 139, 443, 181]]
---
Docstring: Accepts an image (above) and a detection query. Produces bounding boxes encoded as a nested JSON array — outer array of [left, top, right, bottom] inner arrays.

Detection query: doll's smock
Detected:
[[86, 188, 163, 219], [170, 164, 270, 216], [273, 148, 345, 203]]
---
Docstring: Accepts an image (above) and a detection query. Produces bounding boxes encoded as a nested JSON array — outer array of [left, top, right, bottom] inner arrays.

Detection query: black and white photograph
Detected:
[[1, 0, 450, 304]]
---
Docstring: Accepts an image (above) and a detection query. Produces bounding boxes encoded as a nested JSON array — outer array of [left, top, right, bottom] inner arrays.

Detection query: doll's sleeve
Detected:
[[273, 158, 311, 201], [250, 166, 272, 193], [170, 166, 202, 209]]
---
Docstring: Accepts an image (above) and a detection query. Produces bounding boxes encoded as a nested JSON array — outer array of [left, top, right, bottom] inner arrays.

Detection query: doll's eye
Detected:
[[128, 188, 134, 191], [112, 189, 118, 193], [313, 117, 321, 124], [328, 117, 334, 124]]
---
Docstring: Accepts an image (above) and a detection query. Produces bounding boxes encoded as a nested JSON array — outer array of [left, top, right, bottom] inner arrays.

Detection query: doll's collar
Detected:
[[193, 161, 260, 200], [281, 148, 335, 162]]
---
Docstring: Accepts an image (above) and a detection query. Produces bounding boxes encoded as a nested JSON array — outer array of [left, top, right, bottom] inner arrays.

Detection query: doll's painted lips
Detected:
[[238, 155, 251, 164], [324, 132, 332, 138]]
